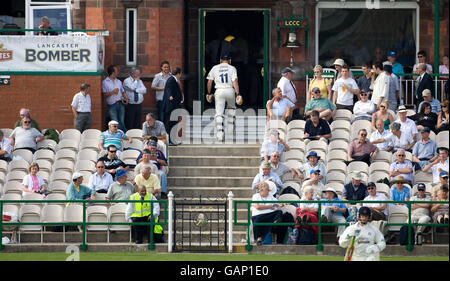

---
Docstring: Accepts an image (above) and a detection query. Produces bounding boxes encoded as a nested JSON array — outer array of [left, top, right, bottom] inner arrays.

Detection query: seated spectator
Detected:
[[389, 149, 414, 185], [359, 182, 388, 221], [307, 65, 332, 102], [372, 122, 415, 153], [22, 163, 47, 196], [423, 147, 449, 185], [252, 161, 283, 193], [266, 87, 292, 121], [251, 182, 283, 245], [137, 140, 168, 198], [13, 108, 41, 132], [260, 130, 289, 162], [370, 118, 393, 151], [142, 113, 167, 145], [304, 87, 336, 122], [0, 130, 13, 162], [66, 172, 95, 201], [342, 171, 368, 202], [320, 187, 347, 244], [410, 183, 432, 240], [297, 151, 326, 184], [395, 105, 418, 141], [301, 169, 325, 200], [267, 151, 297, 180], [409, 102, 438, 133], [436, 100, 449, 132], [352, 89, 376, 123], [9, 117, 45, 153], [106, 169, 135, 201], [347, 129, 378, 166], [331, 65, 360, 112], [88, 160, 114, 194], [303, 110, 331, 145], [390, 176, 411, 204], [98, 145, 129, 178], [133, 166, 161, 198], [432, 173, 448, 200], [134, 149, 159, 176], [411, 127, 438, 170], [418, 89, 441, 114], [431, 188, 449, 224], [371, 100, 394, 132], [296, 186, 319, 235], [98, 120, 133, 153]]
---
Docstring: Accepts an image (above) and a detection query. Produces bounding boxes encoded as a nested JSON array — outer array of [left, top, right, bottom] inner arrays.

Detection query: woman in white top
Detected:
[[22, 163, 46, 196], [297, 186, 319, 234]]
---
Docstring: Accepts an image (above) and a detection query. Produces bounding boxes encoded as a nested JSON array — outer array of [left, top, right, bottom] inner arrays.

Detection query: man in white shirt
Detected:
[[266, 87, 292, 121], [370, 62, 389, 109], [0, 130, 12, 162], [360, 182, 388, 221], [277, 67, 297, 106], [332, 65, 359, 112], [423, 147, 449, 184], [370, 119, 392, 151], [410, 183, 432, 243], [102, 65, 128, 132], [71, 83, 92, 133], [413, 50, 433, 74], [395, 105, 418, 141], [151, 61, 171, 121], [88, 160, 114, 193], [124, 67, 147, 130], [353, 89, 376, 122]]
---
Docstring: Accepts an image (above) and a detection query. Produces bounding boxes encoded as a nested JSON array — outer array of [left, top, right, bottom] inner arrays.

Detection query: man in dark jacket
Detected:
[[161, 67, 182, 142], [415, 63, 433, 108]]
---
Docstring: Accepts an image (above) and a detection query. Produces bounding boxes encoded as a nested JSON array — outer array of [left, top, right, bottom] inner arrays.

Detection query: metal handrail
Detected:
[[234, 199, 449, 252]]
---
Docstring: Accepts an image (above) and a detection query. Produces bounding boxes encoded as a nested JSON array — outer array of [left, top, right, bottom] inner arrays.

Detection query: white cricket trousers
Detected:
[[214, 88, 236, 137]]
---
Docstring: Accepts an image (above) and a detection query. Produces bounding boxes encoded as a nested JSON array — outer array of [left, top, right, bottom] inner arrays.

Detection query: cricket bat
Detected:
[[344, 235, 356, 261]]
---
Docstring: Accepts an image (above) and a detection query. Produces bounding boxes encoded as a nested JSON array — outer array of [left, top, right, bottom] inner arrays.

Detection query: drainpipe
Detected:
[[434, 0, 439, 74]]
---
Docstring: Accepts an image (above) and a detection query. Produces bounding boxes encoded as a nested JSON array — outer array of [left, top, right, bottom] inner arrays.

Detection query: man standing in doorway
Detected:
[[277, 67, 300, 118], [102, 65, 128, 132], [71, 83, 92, 133], [124, 67, 147, 130]]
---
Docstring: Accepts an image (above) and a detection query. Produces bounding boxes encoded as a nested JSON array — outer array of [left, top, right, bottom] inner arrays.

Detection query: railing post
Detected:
[[245, 203, 253, 251], [406, 202, 414, 251], [316, 202, 323, 251], [228, 191, 234, 253], [80, 201, 88, 250], [0, 201, 4, 250], [168, 191, 174, 253], [148, 200, 155, 250]]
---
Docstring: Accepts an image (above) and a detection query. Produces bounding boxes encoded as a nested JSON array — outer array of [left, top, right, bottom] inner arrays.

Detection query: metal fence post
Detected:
[[0, 201, 4, 250], [228, 191, 234, 253], [168, 191, 174, 253], [80, 201, 88, 250]]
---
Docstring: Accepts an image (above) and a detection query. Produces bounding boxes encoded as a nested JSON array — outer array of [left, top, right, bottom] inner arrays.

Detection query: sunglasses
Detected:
[[442, 105, 447, 108], [417, 55, 424, 58], [23, 121, 31, 124], [367, 187, 375, 190], [109, 150, 117, 153], [272, 155, 280, 158], [314, 91, 321, 94], [398, 154, 406, 157], [360, 94, 368, 96], [360, 133, 367, 136]]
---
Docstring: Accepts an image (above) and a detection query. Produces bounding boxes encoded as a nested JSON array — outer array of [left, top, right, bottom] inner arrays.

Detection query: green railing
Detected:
[[0, 199, 167, 251], [234, 199, 449, 252]]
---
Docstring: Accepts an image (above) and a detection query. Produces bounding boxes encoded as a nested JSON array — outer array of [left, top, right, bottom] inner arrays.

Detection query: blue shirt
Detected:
[[66, 183, 93, 200], [320, 197, 347, 217], [412, 139, 437, 160], [100, 130, 127, 151], [390, 186, 411, 202], [251, 171, 283, 190], [260, 140, 286, 158], [392, 62, 405, 76], [418, 99, 441, 114]]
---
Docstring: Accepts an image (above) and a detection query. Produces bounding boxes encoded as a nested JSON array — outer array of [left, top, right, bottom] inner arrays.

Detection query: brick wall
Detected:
[[0, 75, 103, 132]]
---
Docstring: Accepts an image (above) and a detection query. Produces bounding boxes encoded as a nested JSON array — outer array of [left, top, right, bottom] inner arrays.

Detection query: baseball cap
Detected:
[[115, 169, 128, 179], [72, 172, 84, 181], [311, 87, 321, 93], [220, 53, 230, 60], [417, 183, 426, 191], [422, 89, 431, 97], [269, 129, 279, 137], [281, 67, 295, 75], [310, 169, 320, 175], [333, 58, 345, 66], [397, 105, 407, 113], [440, 171, 449, 178], [420, 127, 431, 133], [108, 120, 119, 126], [367, 182, 376, 188], [260, 161, 271, 169], [387, 51, 396, 57], [148, 140, 157, 148]]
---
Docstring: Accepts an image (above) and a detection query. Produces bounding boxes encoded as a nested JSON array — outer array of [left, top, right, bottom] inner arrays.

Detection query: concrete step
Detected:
[[168, 166, 259, 177], [169, 145, 261, 157], [169, 186, 252, 198], [168, 176, 254, 187], [169, 156, 260, 167]]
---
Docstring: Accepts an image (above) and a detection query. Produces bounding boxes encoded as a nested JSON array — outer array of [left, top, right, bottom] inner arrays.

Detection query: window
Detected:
[[126, 8, 137, 66], [26, 0, 71, 34]]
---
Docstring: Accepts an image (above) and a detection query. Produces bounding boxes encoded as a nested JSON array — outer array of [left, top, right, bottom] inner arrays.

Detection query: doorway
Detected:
[[200, 9, 270, 112]]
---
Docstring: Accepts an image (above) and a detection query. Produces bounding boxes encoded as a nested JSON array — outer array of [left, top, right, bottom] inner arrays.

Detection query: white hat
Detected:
[[333, 58, 345, 66], [397, 105, 407, 113], [72, 172, 84, 180], [108, 120, 119, 126], [322, 187, 338, 197]]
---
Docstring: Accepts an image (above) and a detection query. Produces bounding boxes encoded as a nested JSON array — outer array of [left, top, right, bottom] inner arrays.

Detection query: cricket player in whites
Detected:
[[339, 206, 386, 261], [206, 53, 242, 142]]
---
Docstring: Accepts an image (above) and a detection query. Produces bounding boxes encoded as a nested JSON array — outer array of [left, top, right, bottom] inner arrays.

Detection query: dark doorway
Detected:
[[203, 10, 265, 110]]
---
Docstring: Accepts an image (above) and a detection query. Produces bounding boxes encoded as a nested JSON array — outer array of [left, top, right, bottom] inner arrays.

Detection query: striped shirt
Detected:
[[100, 129, 127, 151]]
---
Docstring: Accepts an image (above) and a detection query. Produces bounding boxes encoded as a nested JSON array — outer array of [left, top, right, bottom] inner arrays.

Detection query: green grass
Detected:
[[0, 252, 447, 261]]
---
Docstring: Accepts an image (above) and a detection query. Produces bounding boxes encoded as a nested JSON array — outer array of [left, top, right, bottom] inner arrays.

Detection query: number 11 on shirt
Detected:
[[219, 73, 229, 83]]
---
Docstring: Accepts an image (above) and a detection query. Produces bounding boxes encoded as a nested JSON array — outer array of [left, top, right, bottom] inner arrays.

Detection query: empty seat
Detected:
[[74, 160, 96, 173], [327, 150, 347, 162], [387, 204, 409, 231], [1, 193, 22, 209], [2, 204, 19, 231], [77, 149, 99, 164], [414, 171, 433, 184], [330, 120, 351, 132], [373, 150, 392, 164], [0, 160, 7, 173], [369, 162, 390, 175], [52, 159, 75, 173], [265, 120, 287, 134], [34, 159, 52, 173], [328, 140, 349, 153], [285, 160, 302, 171], [5, 170, 27, 183], [60, 129, 81, 144], [55, 149, 77, 163], [12, 149, 33, 164], [306, 140, 327, 154], [3, 181, 24, 196], [330, 129, 350, 142], [286, 139, 305, 153], [33, 149, 55, 164], [81, 129, 102, 141], [107, 203, 130, 242], [123, 139, 144, 151], [48, 181, 68, 195], [327, 160, 347, 174], [80, 171, 93, 185], [126, 129, 143, 141], [368, 171, 390, 184], [375, 183, 390, 199], [79, 139, 100, 152], [278, 193, 301, 202], [36, 139, 57, 151], [44, 193, 66, 206], [19, 204, 42, 232], [326, 171, 346, 185], [37, 170, 50, 185], [7, 159, 29, 174], [21, 193, 44, 208], [284, 150, 304, 162], [286, 130, 304, 142], [50, 170, 72, 184], [287, 120, 306, 131], [63, 204, 84, 234], [436, 131, 449, 147], [40, 204, 64, 242], [93, 192, 108, 206], [334, 109, 352, 122], [86, 205, 108, 232], [57, 139, 79, 153], [347, 161, 369, 176], [120, 149, 141, 162], [0, 128, 13, 138]]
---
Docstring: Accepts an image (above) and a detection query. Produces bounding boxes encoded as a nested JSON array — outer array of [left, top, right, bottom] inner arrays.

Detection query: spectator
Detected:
[[133, 166, 161, 198], [423, 147, 449, 185], [137, 139, 168, 198], [260, 130, 289, 162], [151, 61, 172, 122], [370, 61, 389, 109], [385, 51, 404, 76], [142, 113, 167, 145], [98, 120, 132, 153], [418, 89, 441, 114], [106, 169, 135, 201], [267, 151, 297, 180], [432, 173, 448, 200], [304, 87, 336, 122], [436, 100, 449, 132], [22, 163, 47, 196], [415, 63, 434, 107], [37, 16, 58, 36], [304, 110, 332, 145], [342, 171, 369, 202], [66, 172, 95, 201], [88, 160, 114, 194], [124, 67, 147, 130], [372, 122, 414, 153], [332, 65, 359, 112], [347, 129, 378, 166], [296, 186, 319, 235], [13, 108, 41, 132], [352, 89, 376, 122], [395, 105, 418, 141], [390, 175, 411, 203], [320, 187, 347, 244], [371, 100, 394, 132], [307, 65, 332, 102], [125, 185, 160, 244], [276, 67, 297, 107], [333, 58, 354, 79], [410, 183, 432, 243], [384, 64, 400, 111], [102, 65, 128, 132], [98, 144, 129, 178], [266, 87, 292, 122], [71, 83, 92, 133], [413, 50, 433, 74], [439, 55, 449, 78], [360, 182, 388, 221], [161, 67, 183, 136], [251, 161, 283, 193], [134, 149, 159, 176], [251, 182, 283, 245], [411, 127, 438, 170], [0, 130, 12, 162], [389, 149, 414, 185], [409, 102, 438, 133], [301, 169, 325, 200], [9, 117, 44, 153], [298, 151, 327, 184], [356, 62, 374, 94], [370, 118, 393, 152], [431, 189, 449, 224]]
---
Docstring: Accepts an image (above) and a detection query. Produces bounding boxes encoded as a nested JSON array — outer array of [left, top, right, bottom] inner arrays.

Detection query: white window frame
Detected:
[[25, 0, 72, 35], [315, 1, 420, 66], [126, 8, 138, 66]]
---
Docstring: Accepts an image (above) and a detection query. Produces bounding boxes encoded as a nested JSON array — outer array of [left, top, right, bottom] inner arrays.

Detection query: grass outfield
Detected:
[[0, 252, 447, 261]]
